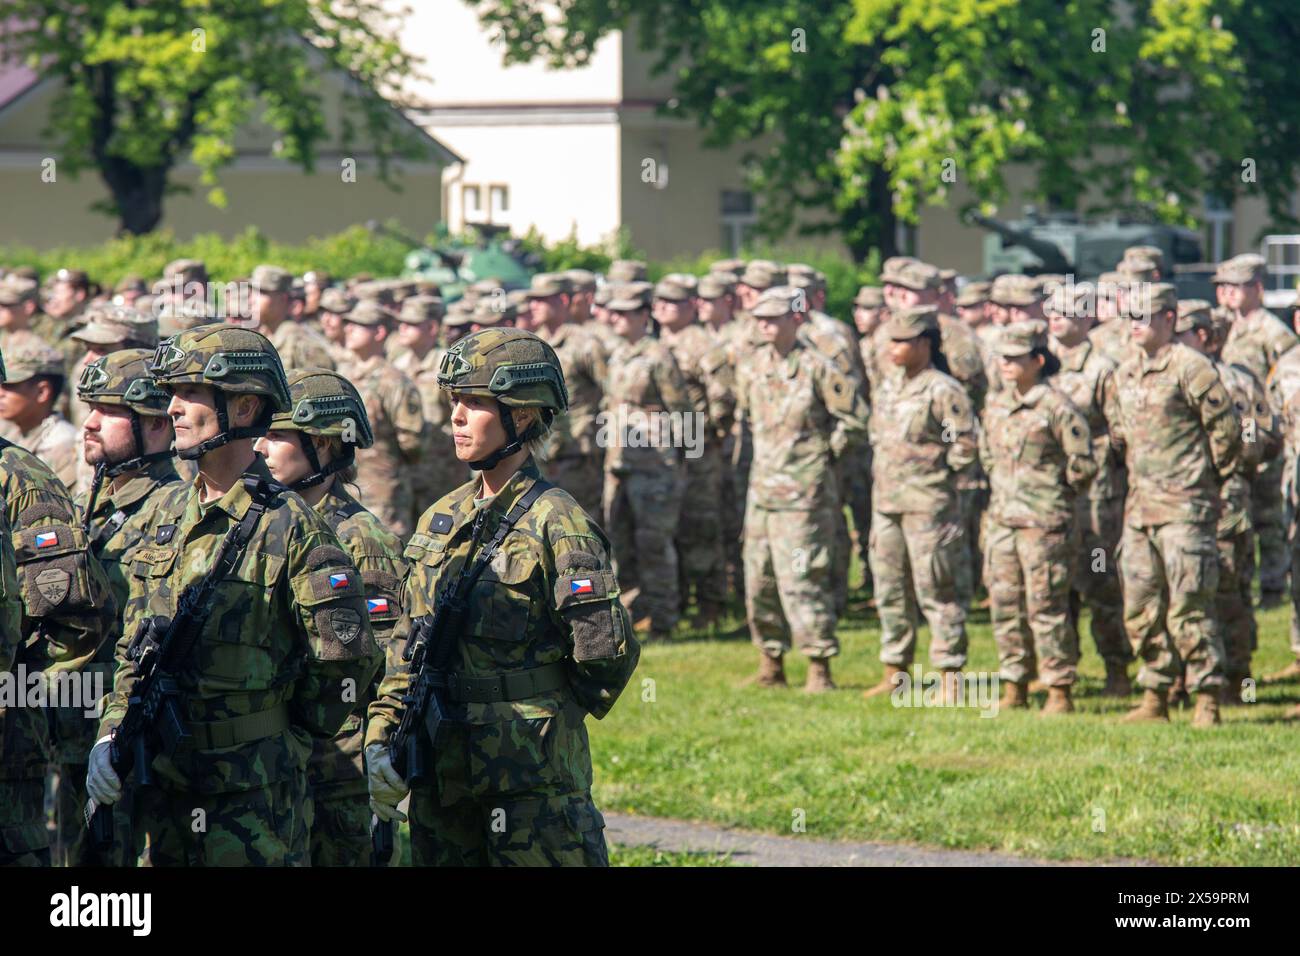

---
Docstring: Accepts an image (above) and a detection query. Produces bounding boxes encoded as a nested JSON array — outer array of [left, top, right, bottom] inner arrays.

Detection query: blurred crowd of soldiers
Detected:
[[3, 238, 1300, 866]]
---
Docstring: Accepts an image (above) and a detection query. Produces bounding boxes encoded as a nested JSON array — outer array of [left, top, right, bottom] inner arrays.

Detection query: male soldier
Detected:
[[737, 287, 870, 690], [700, 273, 748, 597], [602, 288, 694, 640], [249, 264, 336, 371], [301, 270, 332, 324], [1175, 300, 1278, 703], [1047, 284, 1132, 694], [1104, 284, 1240, 726], [338, 300, 426, 540], [0, 275, 45, 354], [84, 325, 382, 866], [1088, 271, 1133, 366], [56, 349, 180, 866], [392, 295, 463, 524], [0, 340, 79, 489], [442, 300, 475, 348], [157, 259, 208, 311], [525, 273, 609, 522], [255, 369, 405, 867], [0, 343, 116, 867], [607, 259, 648, 283], [653, 277, 732, 626], [316, 286, 356, 367], [37, 267, 92, 350], [1216, 256, 1297, 609], [734, 261, 787, 317], [564, 269, 598, 324], [1267, 306, 1300, 691]]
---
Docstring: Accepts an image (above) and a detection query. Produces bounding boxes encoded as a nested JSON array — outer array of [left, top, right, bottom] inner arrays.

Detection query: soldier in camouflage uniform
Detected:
[[1175, 301, 1279, 703], [1216, 256, 1297, 608], [0, 343, 116, 867], [1088, 272, 1137, 367], [249, 265, 337, 372], [255, 368, 406, 866], [525, 274, 609, 523], [366, 327, 639, 866], [1047, 285, 1132, 695], [0, 340, 79, 489], [316, 287, 356, 368], [56, 349, 181, 866], [862, 306, 978, 700], [736, 288, 869, 691], [981, 322, 1097, 713], [850, 285, 886, 585], [86, 325, 382, 866], [1103, 285, 1241, 727], [338, 300, 427, 541]]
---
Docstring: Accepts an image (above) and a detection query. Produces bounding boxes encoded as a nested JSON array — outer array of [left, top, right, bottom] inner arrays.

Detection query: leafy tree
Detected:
[[0, 0, 429, 235]]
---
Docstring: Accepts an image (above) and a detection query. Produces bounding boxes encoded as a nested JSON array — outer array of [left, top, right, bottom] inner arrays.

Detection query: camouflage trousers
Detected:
[[0, 776, 50, 867], [830, 462, 851, 616], [676, 448, 728, 615], [869, 508, 970, 669], [54, 764, 135, 867], [309, 786, 370, 867], [128, 774, 311, 867], [1216, 528, 1256, 679], [844, 445, 873, 584], [1291, 535, 1300, 658], [1071, 495, 1130, 666], [743, 504, 840, 659], [1252, 456, 1287, 593], [985, 522, 1078, 687], [545, 455, 605, 527], [720, 430, 747, 600], [604, 464, 685, 631], [1119, 521, 1226, 695], [957, 482, 988, 601]]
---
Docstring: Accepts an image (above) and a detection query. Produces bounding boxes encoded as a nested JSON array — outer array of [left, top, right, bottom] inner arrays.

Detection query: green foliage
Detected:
[[515, 226, 642, 273]]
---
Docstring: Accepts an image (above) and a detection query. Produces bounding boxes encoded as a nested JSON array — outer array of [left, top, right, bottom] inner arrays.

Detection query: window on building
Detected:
[[463, 184, 482, 221], [1203, 193, 1233, 263], [720, 190, 758, 255], [489, 185, 509, 219]]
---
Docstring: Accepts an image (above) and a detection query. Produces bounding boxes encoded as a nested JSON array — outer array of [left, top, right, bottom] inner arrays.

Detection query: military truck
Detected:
[[366, 220, 540, 302]]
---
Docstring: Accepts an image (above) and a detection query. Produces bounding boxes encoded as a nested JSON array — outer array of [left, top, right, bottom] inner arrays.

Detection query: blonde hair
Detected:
[[513, 406, 554, 461]]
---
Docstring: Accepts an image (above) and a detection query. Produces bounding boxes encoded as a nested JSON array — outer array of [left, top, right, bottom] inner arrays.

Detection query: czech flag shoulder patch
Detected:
[[329, 572, 350, 590], [367, 597, 390, 615], [35, 531, 59, 549], [570, 578, 594, 595]]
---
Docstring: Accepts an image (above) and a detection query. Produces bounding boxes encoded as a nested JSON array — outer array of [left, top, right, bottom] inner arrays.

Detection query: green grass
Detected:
[[590, 595, 1300, 866], [609, 844, 736, 866]]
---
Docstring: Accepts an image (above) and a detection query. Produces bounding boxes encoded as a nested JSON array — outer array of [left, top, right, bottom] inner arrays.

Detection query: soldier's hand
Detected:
[[366, 743, 409, 820], [86, 736, 122, 806]]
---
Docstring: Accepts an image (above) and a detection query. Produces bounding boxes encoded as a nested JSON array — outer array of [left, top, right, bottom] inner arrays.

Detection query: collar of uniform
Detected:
[[1139, 342, 1175, 374], [317, 480, 360, 520], [104, 457, 179, 513], [1010, 382, 1050, 408], [1054, 338, 1090, 371], [349, 353, 383, 377], [446, 456, 544, 542], [193, 455, 276, 521]]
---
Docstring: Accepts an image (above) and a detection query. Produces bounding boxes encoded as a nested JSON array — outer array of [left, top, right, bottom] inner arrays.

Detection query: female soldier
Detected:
[[365, 328, 639, 867], [981, 322, 1097, 714], [254, 368, 407, 866]]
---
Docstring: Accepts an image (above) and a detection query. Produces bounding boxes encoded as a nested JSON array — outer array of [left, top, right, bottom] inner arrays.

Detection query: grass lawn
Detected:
[[590, 592, 1300, 866]]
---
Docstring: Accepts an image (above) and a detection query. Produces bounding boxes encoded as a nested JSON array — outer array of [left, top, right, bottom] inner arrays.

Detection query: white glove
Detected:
[[86, 735, 122, 807], [366, 743, 408, 823]]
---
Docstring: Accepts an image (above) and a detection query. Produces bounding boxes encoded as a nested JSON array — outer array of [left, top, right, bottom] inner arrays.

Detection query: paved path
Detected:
[[605, 813, 1146, 867]]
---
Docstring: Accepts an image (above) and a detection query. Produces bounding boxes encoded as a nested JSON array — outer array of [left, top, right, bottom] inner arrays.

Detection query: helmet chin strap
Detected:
[[177, 391, 268, 460], [82, 412, 173, 532], [289, 431, 353, 492], [468, 403, 542, 472]]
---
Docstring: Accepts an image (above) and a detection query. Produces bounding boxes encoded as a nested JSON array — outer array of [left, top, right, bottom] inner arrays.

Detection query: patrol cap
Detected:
[[1126, 282, 1179, 318], [1123, 245, 1166, 273], [1117, 255, 1159, 282], [351, 279, 394, 305], [1213, 257, 1263, 285], [891, 262, 942, 292], [302, 269, 332, 288], [1045, 282, 1095, 319], [653, 277, 692, 301], [663, 272, 698, 293], [710, 258, 746, 275], [389, 280, 418, 303], [750, 285, 806, 319], [0, 276, 39, 306], [8, 265, 38, 282], [114, 274, 148, 295], [70, 304, 159, 349], [524, 273, 572, 299], [607, 259, 648, 282], [738, 260, 787, 290], [163, 258, 208, 284], [76, 347, 170, 416], [564, 269, 597, 293], [786, 263, 816, 280], [990, 274, 1041, 307], [51, 267, 89, 288], [993, 320, 1048, 357], [156, 299, 220, 338], [592, 285, 614, 307], [318, 287, 356, 315], [3, 340, 64, 382], [879, 256, 920, 285], [506, 289, 529, 311], [251, 264, 292, 294], [397, 294, 444, 324], [938, 268, 959, 286], [605, 285, 651, 312], [442, 300, 475, 327], [697, 274, 734, 299], [854, 285, 885, 308], [289, 278, 306, 301], [269, 366, 374, 449], [1174, 299, 1215, 334], [954, 280, 990, 308], [884, 305, 940, 340], [344, 299, 394, 327]]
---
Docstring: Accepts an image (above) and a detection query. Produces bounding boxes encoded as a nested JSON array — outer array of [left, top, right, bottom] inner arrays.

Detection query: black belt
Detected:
[[443, 663, 569, 704]]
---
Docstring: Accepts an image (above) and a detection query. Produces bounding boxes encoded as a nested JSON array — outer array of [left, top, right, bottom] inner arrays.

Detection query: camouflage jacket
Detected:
[[1088, 317, 1135, 368], [1216, 360, 1279, 538], [601, 335, 694, 474], [871, 315, 987, 411], [393, 345, 452, 437], [539, 322, 609, 459], [1221, 307, 1296, 404], [1105, 343, 1241, 528], [267, 319, 337, 372], [870, 367, 978, 515], [99, 457, 382, 794], [980, 383, 1096, 529], [17, 412, 79, 492], [341, 354, 426, 521], [309, 483, 407, 796], [1268, 346, 1300, 511], [366, 458, 639, 798], [660, 321, 734, 445], [737, 339, 869, 511], [1050, 338, 1127, 501]]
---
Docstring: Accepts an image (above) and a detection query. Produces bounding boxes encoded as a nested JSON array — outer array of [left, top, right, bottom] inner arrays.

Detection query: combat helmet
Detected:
[[267, 367, 374, 491], [148, 323, 291, 460], [437, 327, 568, 470]]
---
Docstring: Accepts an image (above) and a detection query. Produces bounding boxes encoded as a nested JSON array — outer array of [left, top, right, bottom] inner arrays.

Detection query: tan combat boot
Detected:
[[742, 652, 787, 688], [999, 681, 1029, 709], [1101, 661, 1132, 697], [1220, 673, 1248, 707], [1121, 688, 1170, 723], [1040, 686, 1075, 716], [804, 658, 836, 694], [862, 663, 906, 699], [1192, 693, 1221, 727], [1264, 658, 1300, 684], [1168, 674, 1190, 709], [1027, 677, 1047, 694]]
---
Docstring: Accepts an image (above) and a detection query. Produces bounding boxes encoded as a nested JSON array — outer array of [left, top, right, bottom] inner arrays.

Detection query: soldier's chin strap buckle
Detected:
[[177, 390, 268, 460], [289, 430, 353, 492]]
